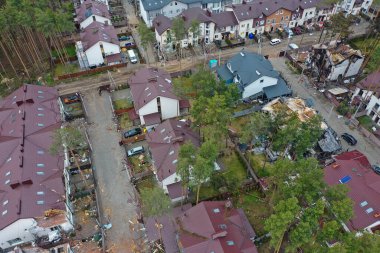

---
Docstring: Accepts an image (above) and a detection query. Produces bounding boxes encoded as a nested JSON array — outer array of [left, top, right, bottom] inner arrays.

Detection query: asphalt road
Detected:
[[270, 57, 380, 165], [82, 89, 140, 252]]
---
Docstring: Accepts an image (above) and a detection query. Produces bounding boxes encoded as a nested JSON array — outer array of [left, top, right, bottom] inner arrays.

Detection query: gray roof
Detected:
[[262, 78, 292, 99], [141, 0, 221, 12], [226, 51, 279, 87], [153, 15, 172, 35], [318, 127, 341, 153]]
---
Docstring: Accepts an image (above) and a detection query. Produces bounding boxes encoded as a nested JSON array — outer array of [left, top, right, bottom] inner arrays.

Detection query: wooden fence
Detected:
[[57, 63, 128, 80]]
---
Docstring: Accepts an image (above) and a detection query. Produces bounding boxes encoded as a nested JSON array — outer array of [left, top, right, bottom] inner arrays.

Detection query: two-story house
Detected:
[[75, 0, 111, 29], [0, 85, 74, 251], [352, 71, 380, 126], [337, 0, 373, 16], [128, 68, 189, 127], [262, 3, 293, 32], [146, 119, 200, 202], [140, 0, 232, 27], [76, 21, 121, 69], [217, 51, 292, 100]]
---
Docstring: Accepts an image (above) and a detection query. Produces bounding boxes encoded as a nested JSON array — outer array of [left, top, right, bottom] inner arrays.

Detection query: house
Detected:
[[217, 51, 292, 100], [9, 242, 73, 253], [145, 201, 258, 253], [75, 0, 111, 29], [80, 0, 108, 5], [128, 68, 189, 127], [365, 2, 380, 20], [316, 2, 337, 22], [351, 71, 380, 126], [0, 85, 73, 251], [153, 7, 238, 49], [311, 43, 364, 82], [139, 0, 232, 27], [336, 0, 373, 16], [324, 150, 380, 233], [146, 119, 200, 201], [76, 21, 121, 69]]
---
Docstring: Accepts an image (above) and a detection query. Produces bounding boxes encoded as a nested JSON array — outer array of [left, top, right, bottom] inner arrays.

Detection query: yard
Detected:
[[350, 36, 380, 73], [54, 63, 80, 76], [230, 115, 250, 133], [220, 151, 247, 182], [119, 114, 133, 129], [136, 175, 156, 192], [248, 153, 272, 178], [52, 44, 76, 58], [357, 115, 375, 131], [113, 98, 133, 110], [128, 155, 151, 175]]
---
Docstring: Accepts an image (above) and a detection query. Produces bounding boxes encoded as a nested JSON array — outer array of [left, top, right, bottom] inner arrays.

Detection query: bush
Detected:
[[225, 39, 232, 45], [336, 101, 350, 115]]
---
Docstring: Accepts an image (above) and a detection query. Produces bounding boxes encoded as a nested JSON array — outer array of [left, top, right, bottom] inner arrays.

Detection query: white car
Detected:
[[270, 38, 281, 46], [288, 43, 299, 50]]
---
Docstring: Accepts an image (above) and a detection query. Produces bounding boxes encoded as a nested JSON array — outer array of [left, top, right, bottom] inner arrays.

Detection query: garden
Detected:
[[350, 36, 380, 73]]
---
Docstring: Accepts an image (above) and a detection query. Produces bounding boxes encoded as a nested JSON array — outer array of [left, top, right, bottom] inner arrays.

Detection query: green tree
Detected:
[[137, 21, 155, 65], [171, 16, 186, 68], [192, 140, 218, 204], [177, 141, 197, 205], [188, 20, 200, 45], [140, 187, 171, 217], [330, 13, 354, 39]]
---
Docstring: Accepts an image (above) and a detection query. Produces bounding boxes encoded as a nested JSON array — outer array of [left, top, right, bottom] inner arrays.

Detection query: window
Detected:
[[7, 238, 22, 245], [170, 2, 173, 6], [5, 179, 10, 185], [360, 201, 368, 207], [175, 2, 177, 5], [37, 150, 44, 155], [260, 79, 264, 83], [36, 171, 45, 175], [37, 113, 44, 116], [219, 224, 227, 229], [37, 191, 45, 195], [213, 208, 220, 213], [260, 20, 265, 25], [215, 35, 218, 39], [256, 21, 259, 27], [3, 200, 8, 206], [247, 23, 249, 29], [176, 9, 180, 13], [37, 123, 44, 127], [170, 10, 173, 14], [267, 19, 271, 24], [5, 171, 10, 176], [172, 159, 178, 164], [206, 30, 209, 35], [366, 207, 374, 214], [38, 107, 44, 111], [272, 19, 275, 24], [276, 10, 280, 15], [281, 16, 284, 21], [285, 16, 289, 20], [374, 103, 379, 111], [37, 95, 44, 99], [37, 90, 44, 94], [37, 200, 45, 205], [169, 150, 175, 155], [227, 240, 235, 246], [2, 210, 7, 216], [37, 163, 45, 167], [241, 24, 245, 27], [50, 226, 60, 231], [358, 90, 364, 96]]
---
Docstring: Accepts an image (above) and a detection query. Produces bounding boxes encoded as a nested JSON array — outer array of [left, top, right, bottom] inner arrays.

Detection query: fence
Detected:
[[57, 63, 127, 80]]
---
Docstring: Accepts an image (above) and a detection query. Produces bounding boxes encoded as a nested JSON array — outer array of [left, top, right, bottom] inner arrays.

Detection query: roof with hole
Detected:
[[146, 119, 200, 182], [0, 84, 65, 230], [324, 150, 380, 231], [128, 68, 179, 112]]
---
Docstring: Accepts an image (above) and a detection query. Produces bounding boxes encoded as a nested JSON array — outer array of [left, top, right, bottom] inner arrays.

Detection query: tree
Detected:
[[188, 20, 200, 46], [137, 21, 155, 65], [171, 16, 186, 68], [330, 13, 354, 39], [240, 112, 273, 144], [50, 127, 89, 189], [177, 141, 197, 205], [191, 140, 218, 204]]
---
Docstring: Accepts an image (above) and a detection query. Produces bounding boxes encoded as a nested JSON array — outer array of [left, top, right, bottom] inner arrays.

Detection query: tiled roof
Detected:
[[80, 21, 119, 51], [153, 15, 172, 35], [128, 68, 179, 112], [145, 201, 258, 253], [324, 150, 380, 231], [76, 0, 110, 23], [146, 119, 200, 181], [141, 0, 221, 12], [356, 70, 380, 93], [0, 84, 65, 230]]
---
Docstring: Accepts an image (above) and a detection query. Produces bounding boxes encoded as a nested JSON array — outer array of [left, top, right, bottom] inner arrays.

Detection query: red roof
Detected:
[[145, 201, 258, 253], [128, 68, 179, 112], [75, 0, 110, 23], [146, 119, 200, 181], [356, 70, 380, 93], [167, 181, 183, 200], [0, 85, 65, 230], [324, 150, 380, 231], [143, 112, 161, 126]]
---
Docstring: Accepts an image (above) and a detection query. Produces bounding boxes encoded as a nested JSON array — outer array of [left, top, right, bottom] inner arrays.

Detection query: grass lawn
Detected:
[[248, 154, 272, 178], [136, 175, 156, 192], [113, 98, 133, 110], [198, 183, 219, 201], [221, 151, 247, 182], [230, 115, 250, 133], [236, 190, 271, 236], [52, 44, 76, 58], [357, 115, 375, 131], [119, 114, 133, 129], [129, 156, 151, 175], [350, 37, 380, 73], [54, 63, 79, 76]]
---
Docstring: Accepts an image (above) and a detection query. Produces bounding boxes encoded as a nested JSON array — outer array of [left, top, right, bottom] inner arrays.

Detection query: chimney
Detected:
[[206, 10, 211, 17], [10, 181, 21, 189], [23, 85, 27, 92], [19, 155, 23, 168], [17, 200, 22, 215], [172, 136, 184, 143], [242, 0, 246, 4], [332, 163, 340, 169], [249, 6, 252, 11], [259, 1, 262, 4], [22, 178, 33, 184], [212, 231, 228, 240]]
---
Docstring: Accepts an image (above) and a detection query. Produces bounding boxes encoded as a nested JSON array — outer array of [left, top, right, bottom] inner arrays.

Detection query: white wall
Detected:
[[140, 0, 150, 26], [85, 41, 120, 67], [237, 19, 253, 38], [366, 94, 380, 126], [80, 15, 111, 29], [242, 76, 278, 99], [139, 99, 159, 125], [103, 41, 121, 56], [162, 1, 187, 17], [160, 96, 179, 120], [328, 57, 364, 81], [0, 219, 37, 250], [161, 172, 180, 191], [299, 7, 317, 25], [80, 0, 109, 6]]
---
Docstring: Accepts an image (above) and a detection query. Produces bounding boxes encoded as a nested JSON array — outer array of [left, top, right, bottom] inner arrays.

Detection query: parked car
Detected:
[[288, 43, 299, 50], [372, 165, 380, 175], [118, 35, 131, 41], [125, 42, 135, 47], [270, 38, 281, 45], [124, 127, 142, 138], [341, 133, 357, 146], [293, 27, 303, 35], [127, 146, 145, 157]]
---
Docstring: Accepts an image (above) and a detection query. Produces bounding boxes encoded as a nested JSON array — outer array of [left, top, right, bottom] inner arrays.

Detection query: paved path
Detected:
[[82, 89, 139, 252], [270, 57, 380, 165]]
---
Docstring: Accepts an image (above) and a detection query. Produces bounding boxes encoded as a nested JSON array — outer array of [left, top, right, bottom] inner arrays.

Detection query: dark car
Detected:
[[341, 133, 357, 146], [372, 165, 380, 175], [124, 128, 142, 138]]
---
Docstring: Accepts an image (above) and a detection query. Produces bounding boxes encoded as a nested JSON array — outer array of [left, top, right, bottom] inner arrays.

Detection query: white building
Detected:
[[146, 119, 200, 202], [337, 0, 373, 15], [75, 0, 111, 29], [76, 21, 121, 69], [139, 0, 233, 27], [352, 71, 380, 126], [128, 68, 189, 127], [217, 51, 292, 100]]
